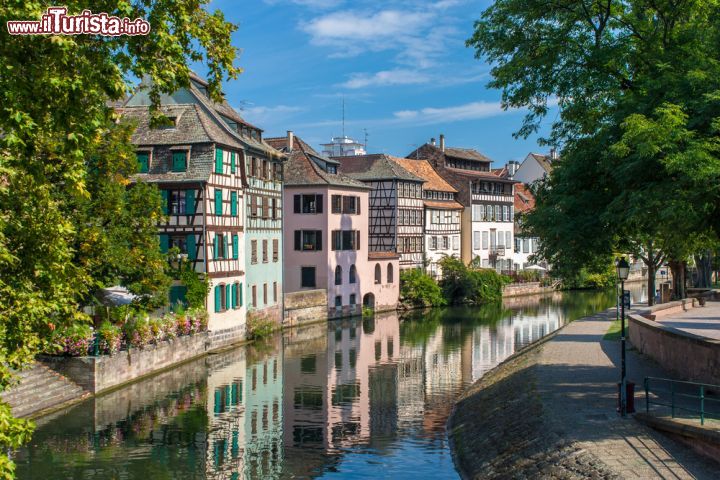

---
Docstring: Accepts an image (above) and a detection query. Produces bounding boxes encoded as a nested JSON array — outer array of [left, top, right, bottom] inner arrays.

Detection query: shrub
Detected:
[[362, 305, 374, 317], [162, 314, 178, 339], [148, 317, 165, 344], [400, 268, 446, 307], [49, 323, 94, 356], [247, 316, 275, 340], [97, 321, 122, 355], [124, 316, 152, 349], [438, 257, 509, 304]]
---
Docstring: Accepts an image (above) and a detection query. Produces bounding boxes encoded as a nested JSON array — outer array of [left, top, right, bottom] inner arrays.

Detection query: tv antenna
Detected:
[[363, 128, 369, 150]]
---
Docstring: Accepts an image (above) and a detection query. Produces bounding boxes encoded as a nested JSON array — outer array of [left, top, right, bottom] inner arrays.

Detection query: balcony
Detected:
[[489, 246, 505, 257]]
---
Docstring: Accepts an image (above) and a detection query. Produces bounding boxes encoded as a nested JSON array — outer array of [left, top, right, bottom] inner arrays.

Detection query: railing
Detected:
[[644, 376, 720, 425], [489, 246, 505, 256]]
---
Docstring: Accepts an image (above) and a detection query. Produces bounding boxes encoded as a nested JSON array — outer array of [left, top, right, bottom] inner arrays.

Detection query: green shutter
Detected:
[[215, 148, 223, 174], [172, 151, 187, 172], [232, 234, 238, 260], [214, 285, 221, 312], [160, 190, 169, 214], [225, 284, 231, 310], [230, 152, 236, 174], [231, 191, 237, 216], [215, 189, 222, 216], [185, 189, 195, 214], [170, 286, 187, 310], [224, 235, 229, 260], [238, 283, 243, 306], [187, 234, 196, 260], [159, 234, 169, 253], [137, 152, 149, 173]]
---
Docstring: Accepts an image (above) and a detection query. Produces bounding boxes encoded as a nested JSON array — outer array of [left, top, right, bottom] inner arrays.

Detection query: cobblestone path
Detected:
[[449, 308, 720, 479]]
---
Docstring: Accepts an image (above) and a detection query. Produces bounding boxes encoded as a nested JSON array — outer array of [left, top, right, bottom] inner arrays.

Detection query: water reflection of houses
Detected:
[[204, 343, 283, 479]]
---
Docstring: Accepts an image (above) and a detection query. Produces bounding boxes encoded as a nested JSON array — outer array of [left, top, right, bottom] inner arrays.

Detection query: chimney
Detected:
[[507, 161, 519, 178], [430, 137, 436, 146], [287, 130, 294, 152], [550, 147, 558, 160], [439, 134, 445, 152]]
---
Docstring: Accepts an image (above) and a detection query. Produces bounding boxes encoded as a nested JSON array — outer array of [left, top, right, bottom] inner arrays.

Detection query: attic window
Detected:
[[327, 164, 337, 174], [156, 116, 178, 129]]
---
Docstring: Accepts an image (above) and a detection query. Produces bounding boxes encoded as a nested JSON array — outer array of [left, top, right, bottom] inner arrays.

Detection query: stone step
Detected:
[[1, 361, 89, 418]]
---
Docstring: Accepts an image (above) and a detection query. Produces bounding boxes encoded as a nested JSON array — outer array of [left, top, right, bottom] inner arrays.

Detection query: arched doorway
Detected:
[[363, 293, 375, 309]]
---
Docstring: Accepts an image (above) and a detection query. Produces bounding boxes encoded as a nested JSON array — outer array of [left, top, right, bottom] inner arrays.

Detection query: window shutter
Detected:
[[172, 151, 187, 172], [215, 189, 222, 216], [238, 283, 243, 306], [226, 284, 232, 310], [356, 196, 361, 215], [231, 191, 237, 217], [223, 235, 229, 260], [356, 231, 360, 251], [185, 189, 195, 214], [215, 148, 223, 174], [214, 286, 221, 313], [159, 234, 169, 253], [137, 152, 149, 173], [316, 230, 322, 251], [294, 195, 300, 213], [294, 231, 301, 250], [332, 195, 341, 213], [232, 234, 239, 260], [331, 231, 339, 251], [160, 190, 168, 215], [230, 152, 236, 174], [187, 234, 196, 260], [213, 234, 219, 259], [230, 284, 235, 309], [316, 195, 323, 213]]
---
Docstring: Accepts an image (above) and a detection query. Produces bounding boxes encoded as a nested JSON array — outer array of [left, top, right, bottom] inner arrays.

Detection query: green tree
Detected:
[[0, 1, 240, 475], [400, 269, 446, 307], [468, 0, 720, 303]]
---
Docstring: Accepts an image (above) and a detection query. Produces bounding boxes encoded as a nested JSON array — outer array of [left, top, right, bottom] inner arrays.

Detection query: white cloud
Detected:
[[340, 69, 430, 89], [393, 101, 508, 125], [264, 0, 343, 9], [241, 105, 302, 125]]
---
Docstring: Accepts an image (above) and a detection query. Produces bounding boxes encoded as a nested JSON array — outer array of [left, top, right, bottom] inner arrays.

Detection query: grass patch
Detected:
[[604, 318, 622, 341]]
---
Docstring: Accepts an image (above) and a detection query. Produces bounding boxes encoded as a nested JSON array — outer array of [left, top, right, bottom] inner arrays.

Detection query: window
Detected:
[[214, 234, 226, 259], [262, 160, 269, 180], [263, 283, 268, 305], [349, 265, 357, 284], [214, 189, 222, 216], [301, 267, 316, 288], [374, 264, 381, 284], [137, 152, 149, 173], [523, 238, 530, 253], [342, 196, 359, 214], [252, 285, 257, 307], [472, 205, 481, 221], [294, 194, 323, 214], [230, 191, 237, 217], [498, 232, 505, 247], [503, 205, 509, 222], [234, 283, 242, 308], [486, 205, 494, 221], [169, 235, 187, 254], [482, 231, 489, 250], [273, 282, 277, 303], [506, 232, 511, 249], [335, 266, 342, 285], [273, 161, 282, 181], [250, 156, 257, 177], [271, 198, 278, 219], [473, 231, 480, 250], [515, 237, 521, 253], [172, 151, 187, 172], [432, 211, 441, 224], [169, 190, 186, 215], [331, 230, 360, 251], [251, 240, 257, 264], [214, 148, 223, 174], [443, 236, 449, 250], [262, 240, 268, 263], [294, 230, 322, 251], [335, 295, 342, 309], [387, 264, 394, 283], [495, 205, 501, 221], [273, 239, 279, 262], [430, 236, 437, 250], [453, 236, 460, 250], [331, 195, 342, 213], [349, 294, 356, 305], [225, 283, 232, 310]]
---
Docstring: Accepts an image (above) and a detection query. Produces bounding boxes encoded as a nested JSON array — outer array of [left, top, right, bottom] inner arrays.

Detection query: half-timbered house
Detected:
[[121, 73, 283, 346], [392, 157, 463, 278], [334, 154, 425, 270], [268, 133, 398, 316], [407, 136, 516, 270]]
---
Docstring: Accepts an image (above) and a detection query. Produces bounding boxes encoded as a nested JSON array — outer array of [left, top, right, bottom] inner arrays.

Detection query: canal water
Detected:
[[15, 290, 617, 479]]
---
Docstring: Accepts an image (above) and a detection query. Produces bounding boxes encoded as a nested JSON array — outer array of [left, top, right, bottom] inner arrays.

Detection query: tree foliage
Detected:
[[439, 257, 508, 304], [399, 269, 446, 308], [468, 0, 720, 301], [0, 1, 240, 475]]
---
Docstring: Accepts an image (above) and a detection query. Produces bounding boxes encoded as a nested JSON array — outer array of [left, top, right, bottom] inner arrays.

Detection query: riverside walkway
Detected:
[[449, 307, 719, 479], [655, 302, 720, 340]]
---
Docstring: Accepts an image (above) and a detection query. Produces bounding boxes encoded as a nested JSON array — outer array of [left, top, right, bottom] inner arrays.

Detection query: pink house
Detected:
[[266, 132, 399, 319]]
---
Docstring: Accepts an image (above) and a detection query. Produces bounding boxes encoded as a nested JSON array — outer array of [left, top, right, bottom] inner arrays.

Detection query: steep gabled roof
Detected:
[[265, 135, 368, 189], [514, 182, 536, 213], [444, 146, 492, 163], [528, 153, 554, 174], [391, 157, 457, 193], [335, 154, 425, 182]]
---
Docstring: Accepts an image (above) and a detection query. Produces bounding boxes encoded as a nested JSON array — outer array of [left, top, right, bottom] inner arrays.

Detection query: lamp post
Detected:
[[616, 256, 630, 416]]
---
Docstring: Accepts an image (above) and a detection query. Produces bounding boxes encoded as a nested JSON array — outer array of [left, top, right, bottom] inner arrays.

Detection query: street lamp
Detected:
[[616, 256, 630, 416]]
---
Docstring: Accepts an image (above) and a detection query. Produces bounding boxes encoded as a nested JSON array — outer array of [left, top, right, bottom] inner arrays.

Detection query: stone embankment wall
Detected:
[[283, 289, 328, 326], [41, 332, 210, 395], [502, 282, 555, 298], [629, 299, 720, 385]]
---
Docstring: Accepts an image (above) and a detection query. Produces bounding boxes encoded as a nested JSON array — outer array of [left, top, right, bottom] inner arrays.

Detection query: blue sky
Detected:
[[203, 0, 555, 165]]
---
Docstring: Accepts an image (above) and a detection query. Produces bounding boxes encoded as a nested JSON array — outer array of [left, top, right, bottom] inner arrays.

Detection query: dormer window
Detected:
[[157, 116, 177, 129], [170, 147, 189, 172], [136, 151, 150, 173], [327, 164, 337, 174]]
